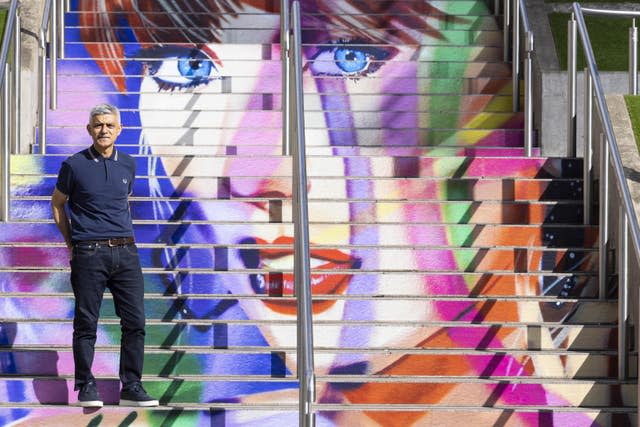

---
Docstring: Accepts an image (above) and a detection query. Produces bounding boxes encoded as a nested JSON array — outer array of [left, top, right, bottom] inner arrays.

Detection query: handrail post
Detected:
[[58, 0, 65, 59], [38, 35, 46, 154], [12, 9, 20, 154], [50, 0, 57, 110], [583, 71, 593, 225], [1, 63, 9, 221], [630, 18, 638, 95], [618, 209, 629, 380], [291, 2, 315, 426], [524, 29, 533, 156], [281, 0, 290, 155], [598, 132, 609, 299], [503, 0, 510, 62], [512, 0, 520, 113], [567, 14, 577, 157]]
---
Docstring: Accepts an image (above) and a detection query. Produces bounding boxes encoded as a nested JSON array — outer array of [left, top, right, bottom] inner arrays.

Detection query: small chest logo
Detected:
[[122, 178, 128, 185]]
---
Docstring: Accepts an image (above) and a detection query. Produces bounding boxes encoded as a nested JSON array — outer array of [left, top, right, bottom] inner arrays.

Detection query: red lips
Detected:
[[254, 236, 357, 315]]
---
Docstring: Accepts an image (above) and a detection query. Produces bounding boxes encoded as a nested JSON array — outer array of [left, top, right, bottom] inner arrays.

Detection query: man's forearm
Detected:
[[52, 204, 73, 248]]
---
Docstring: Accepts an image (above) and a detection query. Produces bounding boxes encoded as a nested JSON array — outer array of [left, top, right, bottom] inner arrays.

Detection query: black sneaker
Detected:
[[119, 383, 159, 407], [77, 381, 103, 407]]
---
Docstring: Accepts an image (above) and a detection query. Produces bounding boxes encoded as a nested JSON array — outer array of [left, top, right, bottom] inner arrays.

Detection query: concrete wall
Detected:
[[525, 0, 638, 157]]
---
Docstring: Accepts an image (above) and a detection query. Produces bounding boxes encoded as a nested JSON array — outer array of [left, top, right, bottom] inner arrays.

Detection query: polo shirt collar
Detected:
[[89, 145, 118, 162]]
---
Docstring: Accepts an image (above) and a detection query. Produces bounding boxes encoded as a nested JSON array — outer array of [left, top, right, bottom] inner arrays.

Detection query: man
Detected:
[[51, 103, 158, 408]]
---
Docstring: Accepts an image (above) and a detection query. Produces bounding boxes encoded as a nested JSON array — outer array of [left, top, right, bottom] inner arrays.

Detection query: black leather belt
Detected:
[[74, 237, 135, 247]]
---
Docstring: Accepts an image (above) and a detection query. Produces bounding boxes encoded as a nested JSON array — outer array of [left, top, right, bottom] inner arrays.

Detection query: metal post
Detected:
[[512, 0, 520, 113], [58, 0, 65, 59], [1, 63, 10, 221], [630, 19, 638, 95], [281, 0, 290, 155], [50, 0, 57, 110], [12, 11, 20, 154], [598, 133, 609, 299], [38, 39, 46, 154], [618, 209, 629, 380], [583, 71, 593, 225], [567, 15, 577, 157], [524, 31, 533, 156], [503, 0, 510, 62]]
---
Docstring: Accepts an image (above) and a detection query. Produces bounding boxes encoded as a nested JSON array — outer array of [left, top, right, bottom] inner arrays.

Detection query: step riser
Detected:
[[12, 200, 585, 224], [13, 177, 583, 201], [0, 298, 616, 322], [3, 323, 613, 350], [11, 156, 583, 179], [0, 379, 633, 406], [1, 351, 629, 379], [0, 272, 597, 297]]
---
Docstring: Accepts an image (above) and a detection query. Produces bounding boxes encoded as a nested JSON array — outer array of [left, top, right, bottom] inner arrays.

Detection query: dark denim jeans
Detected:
[[70, 242, 145, 390]]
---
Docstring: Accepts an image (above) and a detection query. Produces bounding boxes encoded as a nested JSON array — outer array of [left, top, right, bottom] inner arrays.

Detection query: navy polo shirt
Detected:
[[55, 145, 136, 242]]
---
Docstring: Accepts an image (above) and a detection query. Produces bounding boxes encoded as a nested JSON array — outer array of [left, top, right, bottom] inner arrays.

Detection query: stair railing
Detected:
[[567, 3, 640, 383], [500, 0, 534, 155], [37, 0, 64, 155], [0, 0, 21, 222], [285, 1, 316, 425]]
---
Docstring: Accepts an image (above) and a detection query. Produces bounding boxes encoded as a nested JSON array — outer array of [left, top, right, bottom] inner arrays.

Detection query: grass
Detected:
[[624, 96, 640, 152], [549, 13, 635, 71]]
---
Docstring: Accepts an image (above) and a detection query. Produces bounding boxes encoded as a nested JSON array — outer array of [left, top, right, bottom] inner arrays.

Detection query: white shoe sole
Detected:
[[76, 400, 103, 408], [119, 399, 159, 407]]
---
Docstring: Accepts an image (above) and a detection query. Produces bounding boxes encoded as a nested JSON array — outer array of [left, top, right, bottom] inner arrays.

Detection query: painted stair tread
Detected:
[[13, 176, 583, 201], [0, 407, 634, 427], [11, 199, 585, 224], [0, 378, 634, 406], [11, 156, 583, 178], [46, 109, 522, 127], [0, 351, 628, 380], [0, 298, 617, 323], [0, 271, 598, 298], [3, 322, 617, 350]]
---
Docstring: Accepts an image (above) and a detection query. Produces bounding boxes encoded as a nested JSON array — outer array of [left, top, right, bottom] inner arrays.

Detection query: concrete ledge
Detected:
[[606, 94, 640, 220]]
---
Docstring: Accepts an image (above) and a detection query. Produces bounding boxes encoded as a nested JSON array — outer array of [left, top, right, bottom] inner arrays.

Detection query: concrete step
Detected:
[[11, 155, 583, 179], [3, 322, 616, 351], [11, 199, 584, 224], [0, 271, 598, 298], [0, 349, 630, 379], [0, 298, 616, 323], [12, 176, 583, 201], [0, 221, 598, 247], [0, 377, 633, 407], [46, 110, 522, 128], [0, 406, 633, 427]]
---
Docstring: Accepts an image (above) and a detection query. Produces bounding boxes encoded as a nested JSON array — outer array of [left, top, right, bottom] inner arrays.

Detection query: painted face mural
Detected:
[[1, 0, 614, 426]]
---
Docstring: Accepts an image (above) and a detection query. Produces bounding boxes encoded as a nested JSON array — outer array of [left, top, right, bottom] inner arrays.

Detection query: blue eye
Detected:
[[141, 46, 220, 91], [177, 55, 213, 80], [334, 48, 368, 74], [308, 42, 393, 78]]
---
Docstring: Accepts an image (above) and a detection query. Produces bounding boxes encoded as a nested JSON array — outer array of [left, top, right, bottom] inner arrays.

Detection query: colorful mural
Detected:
[[0, 0, 629, 426]]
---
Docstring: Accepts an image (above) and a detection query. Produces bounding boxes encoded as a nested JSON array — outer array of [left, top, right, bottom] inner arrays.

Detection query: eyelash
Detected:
[[141, 47, 220, 92], [307, 39, 394, 79]]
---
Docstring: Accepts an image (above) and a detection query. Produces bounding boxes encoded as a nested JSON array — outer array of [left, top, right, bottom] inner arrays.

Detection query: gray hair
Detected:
[[89, 103, 120, 123]]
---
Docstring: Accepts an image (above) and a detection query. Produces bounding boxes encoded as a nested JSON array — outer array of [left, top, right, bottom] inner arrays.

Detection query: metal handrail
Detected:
[[288, 1, 315, 426], [0, 0, 21, 222], [281, 0, 291, 155], [569, 3, 640, 383], [504, 0, 534, 156], [37, 0, 60, 155]]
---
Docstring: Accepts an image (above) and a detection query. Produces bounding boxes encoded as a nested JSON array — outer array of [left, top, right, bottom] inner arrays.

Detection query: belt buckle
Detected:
[[108, 239, 117, 247]]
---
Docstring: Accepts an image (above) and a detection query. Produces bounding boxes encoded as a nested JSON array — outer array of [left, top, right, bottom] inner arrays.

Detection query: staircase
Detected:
[[0, 0, 636, 426]]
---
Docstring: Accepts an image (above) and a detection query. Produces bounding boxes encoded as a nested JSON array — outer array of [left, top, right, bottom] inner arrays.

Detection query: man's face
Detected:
[[86, 113, 122, 153]]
